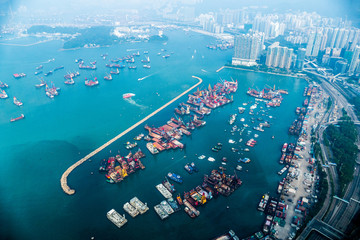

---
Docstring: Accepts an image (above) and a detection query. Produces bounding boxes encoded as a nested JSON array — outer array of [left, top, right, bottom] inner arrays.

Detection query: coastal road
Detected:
[[299, 75, 360, 239]]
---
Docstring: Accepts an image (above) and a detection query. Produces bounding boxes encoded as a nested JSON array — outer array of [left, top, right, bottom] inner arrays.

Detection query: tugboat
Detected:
[[13, 97, 23, 106], [167, 172, 183, 183]]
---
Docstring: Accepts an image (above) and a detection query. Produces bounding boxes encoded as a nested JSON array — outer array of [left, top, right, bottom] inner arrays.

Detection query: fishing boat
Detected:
[[167, 172, 183, 183], [10, 114, 25, 122], [176, 194, 183, 205], [257, 194, 269, 211], [85, 77, 99, 86], [35, 79, 46, 88], [123, 93, 135, 99], [0, 81, 9, 88], [167, 198, 180, 212], [104, 74, 112, 80], [162, 177, 176, 193], [13, 97, 23, 106], [190, 162, 198, 172], [239, 158, 251, 163], [184, 163, 193, 174], [160, 200, 174, 215], [146, 142, 159, 154], [64, 78, 75, 85], [0, 89, 8, 99]]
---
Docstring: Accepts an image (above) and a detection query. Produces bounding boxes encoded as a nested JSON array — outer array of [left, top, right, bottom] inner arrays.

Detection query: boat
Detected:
[[123, 93, 135, 99], [35, 79, 46, 88], [64, 72, 80, 79], [10, 114, 25, 122], [184, 163, 193, 174], [13, 97, 23, 106], [176, 194, 183, 205], [167, 198, 180, 212], [167, 172, 183, 183], [64, 78, 75, 85], [198, 155, 205, 160], [129, 197, 149, 214], [257, 194, 269, 211], [0, 89, 8, 99], [156, 183, 172, 199], [278, 165, 289, 175], [146, 142, 159, 154], [154, 204, 169, 220], [84, 77, 99, 86], [44, 71, 53, 76], [13, 73, 26, 78], [208, 157, 215, 162], [104, 74, 112, 80], [229, 114, 237, 125], [238, 107, 245, 113], [184, 206, 196, 218], [53, 66, 64, 71], [123, 202, 139, 218], [190, 162, 198, 172], [239, 158, 250, 163], [162, 177, 176, 193], [36, 65, 43, 70], [160, 200, 174, 215], [236, 165, 242, 171], [0, 81, 9, 88], [110, 69, 120, 75], [143, 65, 151, 69], [106, 209, 128, 228]]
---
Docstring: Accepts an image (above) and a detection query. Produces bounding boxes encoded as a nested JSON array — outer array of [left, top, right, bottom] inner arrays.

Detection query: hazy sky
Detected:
[[2, 0, 360, 23]]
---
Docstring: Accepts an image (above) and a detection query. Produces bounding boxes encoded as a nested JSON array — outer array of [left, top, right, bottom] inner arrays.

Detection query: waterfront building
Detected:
[[348, 45, 360, 76], [265, 42, 293, 69], [232, 32, 264, 66], [295, 48, 306, 70]]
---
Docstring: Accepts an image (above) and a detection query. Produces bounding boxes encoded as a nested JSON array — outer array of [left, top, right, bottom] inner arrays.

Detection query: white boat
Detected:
[[123, 202, 139, 218], [236, 165, 242, 171], [156, 184, 172, 199], [228, 139, 235, 144], [208, 157, 215, 162], [160, 200, 174, 215], [107, 209, 128, 228], [198, 155, 206, 160], [154, 204, 169, 220], [240, 118, 245, 122], [130, 197, 149, 214]]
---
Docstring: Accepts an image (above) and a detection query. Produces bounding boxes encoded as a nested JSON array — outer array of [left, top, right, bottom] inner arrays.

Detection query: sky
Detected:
[[0, 0, 359, 25]]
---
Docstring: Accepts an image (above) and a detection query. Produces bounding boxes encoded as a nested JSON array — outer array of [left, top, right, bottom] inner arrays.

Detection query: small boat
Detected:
[[0, 89, 8, 99], [0, 81, 8, 88], [123, 93, 135, 99], [104, 74, 112, 80], [236, 165, 242, 171], [176, 194, 183, 205], [167, 172, 183, 183], [208, 157, 215, 162], [239, 158, 251, 163], [10, 114, 25, 122], [64, 78, 75, 85], [184, 164, 193, 174], [190, 162, 198, 172], [85, 77, 99, 86], [13, 97, 23, 106], [198, 155, 205, 160]]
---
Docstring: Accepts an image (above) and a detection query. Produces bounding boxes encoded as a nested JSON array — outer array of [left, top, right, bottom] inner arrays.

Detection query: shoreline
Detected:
[[60, 76, 203, 195], [221, 65, 305, 79]]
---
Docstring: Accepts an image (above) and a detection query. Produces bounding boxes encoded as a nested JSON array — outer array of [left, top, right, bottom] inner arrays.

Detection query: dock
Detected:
[[216, 66, 224, 73], [60, 76, 203, 195]]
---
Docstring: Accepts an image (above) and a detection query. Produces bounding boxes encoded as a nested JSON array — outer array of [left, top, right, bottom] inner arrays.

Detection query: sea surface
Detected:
[[0, 29, 307, 240]]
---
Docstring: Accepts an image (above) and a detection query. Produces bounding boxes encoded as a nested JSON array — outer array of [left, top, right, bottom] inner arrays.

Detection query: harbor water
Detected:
[[0, 29, 307, 240]]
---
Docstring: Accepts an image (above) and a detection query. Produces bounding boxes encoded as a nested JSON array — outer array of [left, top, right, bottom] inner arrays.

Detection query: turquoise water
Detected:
[[0, 30, 306, 240]]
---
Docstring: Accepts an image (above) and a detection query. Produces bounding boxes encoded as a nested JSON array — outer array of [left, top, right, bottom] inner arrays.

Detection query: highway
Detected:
[[298, 70, 360, 240]]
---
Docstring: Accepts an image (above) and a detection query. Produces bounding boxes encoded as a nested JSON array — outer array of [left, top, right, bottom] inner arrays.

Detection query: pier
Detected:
[[60, 76, 203, 195]]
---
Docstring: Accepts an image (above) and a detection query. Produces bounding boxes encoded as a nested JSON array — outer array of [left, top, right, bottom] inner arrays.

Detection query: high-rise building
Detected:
[[329, 28, 339, 48], [348, 45, 360, 76], [350, 29, 360, 51], [265, 42, 293, 69], [306, 31, 316, 56], [311, 32, 323, 57], [295, 48, 306, 70], [232, 32, 264, 66]]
